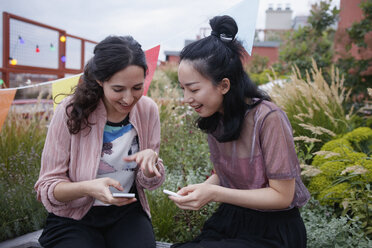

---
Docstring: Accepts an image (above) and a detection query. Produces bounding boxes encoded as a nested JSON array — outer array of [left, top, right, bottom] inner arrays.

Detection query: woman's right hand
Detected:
[[83, 177, 137, 206]]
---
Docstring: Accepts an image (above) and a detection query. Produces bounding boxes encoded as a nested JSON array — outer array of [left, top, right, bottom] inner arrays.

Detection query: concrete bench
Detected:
[[0, 229, 172, 248]]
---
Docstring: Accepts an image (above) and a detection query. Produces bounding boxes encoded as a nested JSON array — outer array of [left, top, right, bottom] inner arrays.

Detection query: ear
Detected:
[[218, 78, 230, 95], [97, 80, 103, 87]]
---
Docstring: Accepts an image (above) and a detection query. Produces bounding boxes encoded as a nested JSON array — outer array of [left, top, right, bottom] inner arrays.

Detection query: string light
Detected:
[[61, 55, 66, 63], [18, 35, 25, 44], [14, 34, 65, 56], [9, 57, 17, 65], [0, 79, 4, 85]]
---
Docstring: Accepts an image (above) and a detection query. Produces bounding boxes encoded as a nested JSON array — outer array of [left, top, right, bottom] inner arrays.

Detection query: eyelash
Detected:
[[113, 87, 142, 92], [179, 86, 197, 93]]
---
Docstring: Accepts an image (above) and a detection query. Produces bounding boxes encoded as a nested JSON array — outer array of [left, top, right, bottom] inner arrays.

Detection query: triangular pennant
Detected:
[[143, 45, 160, 96], [223, 0, 259, 55], [0, 89, 17, 132], [52, 74, 81, 109]]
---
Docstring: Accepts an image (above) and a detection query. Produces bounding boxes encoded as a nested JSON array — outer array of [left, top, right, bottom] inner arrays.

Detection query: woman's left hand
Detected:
[[169, 183, 216, 210], [124, 149, 161, 178]]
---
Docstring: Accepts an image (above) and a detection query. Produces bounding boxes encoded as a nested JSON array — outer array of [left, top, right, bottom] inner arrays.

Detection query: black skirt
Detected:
[[39, 185, 156, 248], [171, 203, 307, 248]]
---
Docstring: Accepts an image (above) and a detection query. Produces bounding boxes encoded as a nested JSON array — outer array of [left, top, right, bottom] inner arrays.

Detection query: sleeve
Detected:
[[136, 100, 165, 190], [259, 109, 299, 180], [34, 100, 75, 212]]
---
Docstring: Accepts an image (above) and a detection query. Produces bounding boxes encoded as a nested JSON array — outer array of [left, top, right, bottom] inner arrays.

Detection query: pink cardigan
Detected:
[[34, 96, 165, 220]]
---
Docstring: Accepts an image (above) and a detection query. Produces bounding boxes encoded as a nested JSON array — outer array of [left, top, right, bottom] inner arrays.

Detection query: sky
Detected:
[[0, 0, 340, 63]]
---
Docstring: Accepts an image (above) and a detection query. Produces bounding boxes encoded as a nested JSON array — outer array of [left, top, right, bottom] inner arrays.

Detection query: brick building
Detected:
[[334, 0, 372, 75]]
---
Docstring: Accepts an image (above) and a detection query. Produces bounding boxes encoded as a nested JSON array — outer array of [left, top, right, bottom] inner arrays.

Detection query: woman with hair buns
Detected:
[[35, 35, 165, 248], [168, 15, 310, 248]]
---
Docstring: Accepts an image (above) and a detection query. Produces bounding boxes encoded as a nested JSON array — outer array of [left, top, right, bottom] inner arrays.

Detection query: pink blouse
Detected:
[[208, 100, 310, 210]]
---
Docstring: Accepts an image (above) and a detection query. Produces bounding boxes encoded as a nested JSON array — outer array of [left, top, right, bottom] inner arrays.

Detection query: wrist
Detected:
[[153, 151, 159, 168], [78, 181, 90, 197], [209, 184, 220, 202]]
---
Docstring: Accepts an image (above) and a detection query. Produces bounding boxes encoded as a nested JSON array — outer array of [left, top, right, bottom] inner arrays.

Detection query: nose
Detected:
[[182, 91, 193, 104], [122, 91, 134, 105]]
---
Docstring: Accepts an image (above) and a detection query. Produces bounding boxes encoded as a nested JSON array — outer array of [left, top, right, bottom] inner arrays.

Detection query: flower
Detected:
[[340, 165, 368, 175]]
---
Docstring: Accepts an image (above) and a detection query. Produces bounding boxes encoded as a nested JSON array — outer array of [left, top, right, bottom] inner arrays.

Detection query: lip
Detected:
[[192, 105, 202, 113], [119, 102, 134, 110]]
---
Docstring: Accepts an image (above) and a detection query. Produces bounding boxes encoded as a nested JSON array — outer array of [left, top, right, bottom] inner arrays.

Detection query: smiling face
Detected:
[[99, 65, 145, 122], [178, 60, 230, 117]]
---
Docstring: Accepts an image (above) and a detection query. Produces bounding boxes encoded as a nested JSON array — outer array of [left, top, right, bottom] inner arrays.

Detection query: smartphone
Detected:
[[163, 189, 182, 197], [112, 193, 135, 198]]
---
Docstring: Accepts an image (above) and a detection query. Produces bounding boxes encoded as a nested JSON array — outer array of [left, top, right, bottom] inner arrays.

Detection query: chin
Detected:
[[198, 112, 214, 118], [116, 107, 131, 115]]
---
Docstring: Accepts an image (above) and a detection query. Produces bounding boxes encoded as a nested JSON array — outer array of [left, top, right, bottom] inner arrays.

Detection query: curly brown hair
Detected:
[[65, 36, 147, 134]]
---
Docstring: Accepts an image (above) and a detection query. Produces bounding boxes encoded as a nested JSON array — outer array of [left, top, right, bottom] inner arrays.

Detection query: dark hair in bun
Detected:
[[180, 15, 270, 142], [210, 15, 238, 42]]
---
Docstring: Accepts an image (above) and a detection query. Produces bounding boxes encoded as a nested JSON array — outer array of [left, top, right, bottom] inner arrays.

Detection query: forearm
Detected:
[[54, 181, 90, 202], [211, 180, 295, 210], [204, 173, 220, 185]]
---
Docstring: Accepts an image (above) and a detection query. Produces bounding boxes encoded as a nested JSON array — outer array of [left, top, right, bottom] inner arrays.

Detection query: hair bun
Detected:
[[209, 15, 238, 42]]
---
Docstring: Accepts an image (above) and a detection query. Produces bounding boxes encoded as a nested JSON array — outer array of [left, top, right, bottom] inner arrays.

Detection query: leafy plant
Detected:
[[302, 198, 371, 247], [0, 105, 49, 241], [276, 0, 339, 78], [270, 60, 353, 153], [147, 78, 216, 243], [307, 127, 372, 236]]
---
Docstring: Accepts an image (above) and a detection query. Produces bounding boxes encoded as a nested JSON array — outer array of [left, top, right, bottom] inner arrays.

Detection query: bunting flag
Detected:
[[0, 89, 17, 131], [222, 0, 259, 55], [0, 45, 161, 131], [52, 74, 81, 109], [143, 45, 160, 96]]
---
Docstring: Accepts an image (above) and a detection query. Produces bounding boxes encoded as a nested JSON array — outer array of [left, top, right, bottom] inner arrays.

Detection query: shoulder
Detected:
[[255, 100, 281, 115], [254, 101, 293, 133], [247, 100, 289, 128], [52, 96, 73, 119], [253, 100, 288, 120], [139, 95, 157, 106], [130, 96, 159, 123], [135, 96, 159, 112]]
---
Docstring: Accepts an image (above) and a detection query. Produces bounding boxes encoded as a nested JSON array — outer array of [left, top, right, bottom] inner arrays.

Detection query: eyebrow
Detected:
[[180, 82, 199, 87]]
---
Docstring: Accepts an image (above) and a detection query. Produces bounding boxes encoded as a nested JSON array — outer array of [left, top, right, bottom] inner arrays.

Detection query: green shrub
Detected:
[[147, 73, 218, 243], [271, 61, 354, 154], [0, 110, 48, 241], [147, 64, 180, 98], [250, 69, 288, 86], [148, 94, 217, 243], [302, 198, 371, 247], [307, 127, 372, 236]]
